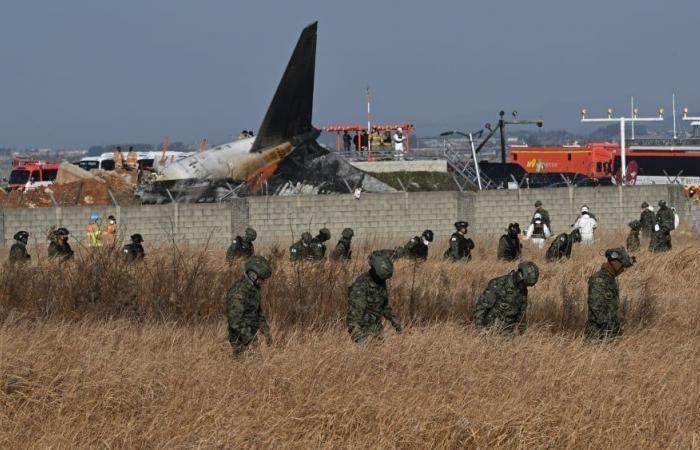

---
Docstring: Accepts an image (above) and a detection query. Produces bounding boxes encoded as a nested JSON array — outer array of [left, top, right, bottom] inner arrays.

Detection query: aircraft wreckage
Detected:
[[138, 22, 393, 204]]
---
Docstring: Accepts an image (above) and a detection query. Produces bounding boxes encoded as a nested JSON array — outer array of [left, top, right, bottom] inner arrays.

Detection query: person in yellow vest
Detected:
[[86, 212, 102, 248], [126, 146, 139, 170], [113, 146, 124, 170], [103, 215, 118, 248]]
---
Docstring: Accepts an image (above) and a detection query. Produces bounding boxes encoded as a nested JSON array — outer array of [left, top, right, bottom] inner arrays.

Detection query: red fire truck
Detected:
[[7, 158, 61, 191]]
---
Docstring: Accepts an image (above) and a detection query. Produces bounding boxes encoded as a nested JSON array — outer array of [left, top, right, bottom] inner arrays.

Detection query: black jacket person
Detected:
[[444, 221, 475, 262], [227, 227, 257, 262], [497, 223, 522, 261], [9, 231, 31, 264], [122, 234, 146, 262], [545, 229, 581, 262], [396, 230, 433, 261]]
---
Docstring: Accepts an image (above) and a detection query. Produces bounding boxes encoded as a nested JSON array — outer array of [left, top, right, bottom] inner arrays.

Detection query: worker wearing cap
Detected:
[[573, 205, 598, 245], [86, 213, 102, 248], [585, 247, 635, 340], [103, 215, 118, 248]]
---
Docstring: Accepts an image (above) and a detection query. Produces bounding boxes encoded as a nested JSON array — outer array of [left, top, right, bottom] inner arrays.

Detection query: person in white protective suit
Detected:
[[525, 213, 551, 249], [573, 205, 598, 245], [392, 128, 406, 161]]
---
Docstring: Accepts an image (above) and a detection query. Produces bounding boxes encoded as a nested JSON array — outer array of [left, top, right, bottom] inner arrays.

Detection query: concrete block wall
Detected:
[[247, 191, 458, 245], [466, 185, 688, 235], [0, 185, 690, 248]]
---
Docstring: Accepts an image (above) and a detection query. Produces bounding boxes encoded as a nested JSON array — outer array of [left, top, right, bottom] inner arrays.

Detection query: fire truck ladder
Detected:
[[444, 144, 494, 190]]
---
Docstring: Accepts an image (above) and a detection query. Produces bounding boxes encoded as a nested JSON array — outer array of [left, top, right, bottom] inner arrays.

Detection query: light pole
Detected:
[[580, 107, 664, 184]]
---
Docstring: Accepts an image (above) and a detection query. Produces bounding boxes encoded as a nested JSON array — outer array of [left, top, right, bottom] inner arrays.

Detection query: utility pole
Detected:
[[580, 107, 664, 185]]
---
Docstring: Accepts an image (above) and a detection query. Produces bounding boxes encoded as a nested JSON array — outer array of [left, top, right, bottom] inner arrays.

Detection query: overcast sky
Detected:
[[1, 0, 698, 148]]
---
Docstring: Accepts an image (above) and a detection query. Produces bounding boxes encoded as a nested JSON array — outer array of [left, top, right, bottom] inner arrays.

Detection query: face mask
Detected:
[[422, 239, 430, 246], [110, 220, 115, 225]]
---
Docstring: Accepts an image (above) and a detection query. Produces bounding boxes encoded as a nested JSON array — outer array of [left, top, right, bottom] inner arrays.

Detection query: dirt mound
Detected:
[[2, 169, 138, 208]]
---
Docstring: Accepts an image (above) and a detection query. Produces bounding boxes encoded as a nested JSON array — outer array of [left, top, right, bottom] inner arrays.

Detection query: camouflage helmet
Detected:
[[318, 228, 331, 242], [245, 256, 272, 279], [605, 247, 635, 268], [422, 229, 434, 242], [56, 227, 70, 236], [534, 200, 543, 207], [641, 201, 649, 209], [658, 200, 667, 208], [341, 228, 354, 239], [301, 232, 313, 245], [517, 261, 540, 286], [244, 227, 257, 242], [369, 251, 394, 280], [628, 219, 642, 231]]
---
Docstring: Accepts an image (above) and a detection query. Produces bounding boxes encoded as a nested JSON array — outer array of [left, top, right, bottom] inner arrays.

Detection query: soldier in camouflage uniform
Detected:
[[395, 230, 433, 261], [48, 227, 74, 262], [346, 251, 402, 343], [497, 223, 522, 261], [639, 202, 655, 239], [649, 225, 672, 253], [626, 220, 641, 252], [289, 232, 314, 261], [9, 231, 31, 265], [545, 229, 581, 262], [444, 221, 475, 262], [473, 261, 539, 333], [656, 200, 675, 231], [310, 228, 331, 260], [226, 227, 257, 262], [330, 228, 354, 261], [585, 247, 635, 340], [226, 256, 273, 354]]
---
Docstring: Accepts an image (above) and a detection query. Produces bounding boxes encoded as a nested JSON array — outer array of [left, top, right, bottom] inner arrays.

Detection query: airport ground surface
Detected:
[[1, 234, 698, 447]]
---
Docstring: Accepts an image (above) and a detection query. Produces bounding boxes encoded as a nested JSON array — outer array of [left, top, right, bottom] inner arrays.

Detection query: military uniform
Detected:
[[545, 233, 573, 262], [48, 241, 74, 261], [226, 256, 272, 354], [497, 234, 521, 261], [640, 209, 655, 238], [656, 205, 675, 231], [397, 236, 428, 260], [626, 221, 641, 252], [444, 232, 475, 261], [585, 265, 622, 339], [310, 238, 327, 260], [330, 237, 352, 260], [346, 255, 401, 343], [473, 271, 529, 333], [226, 236, 254, 261], [649, 228, 672, 253], [122, 242, 145, 262], [9, 241, 31, 264]]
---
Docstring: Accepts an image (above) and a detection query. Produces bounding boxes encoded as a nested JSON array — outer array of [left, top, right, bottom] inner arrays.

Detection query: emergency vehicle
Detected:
[[7, 158, 61, 191]]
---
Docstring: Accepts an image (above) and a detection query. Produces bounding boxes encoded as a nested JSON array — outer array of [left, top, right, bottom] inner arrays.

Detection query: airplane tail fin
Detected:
[[251, 21, 317, 152]]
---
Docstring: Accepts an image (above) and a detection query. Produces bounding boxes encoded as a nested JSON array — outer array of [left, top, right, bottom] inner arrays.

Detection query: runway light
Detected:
[[607, 108, 613, 118], [633, 108, 639, 117], [580, 108, 587, 119], [684, 107, 689, 118], [658, 107, 664, 117], [512, 110, 518, 119]]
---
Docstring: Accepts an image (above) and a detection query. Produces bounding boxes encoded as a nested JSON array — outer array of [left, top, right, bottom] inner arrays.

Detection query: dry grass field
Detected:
[[1, 232, 699, 448]]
